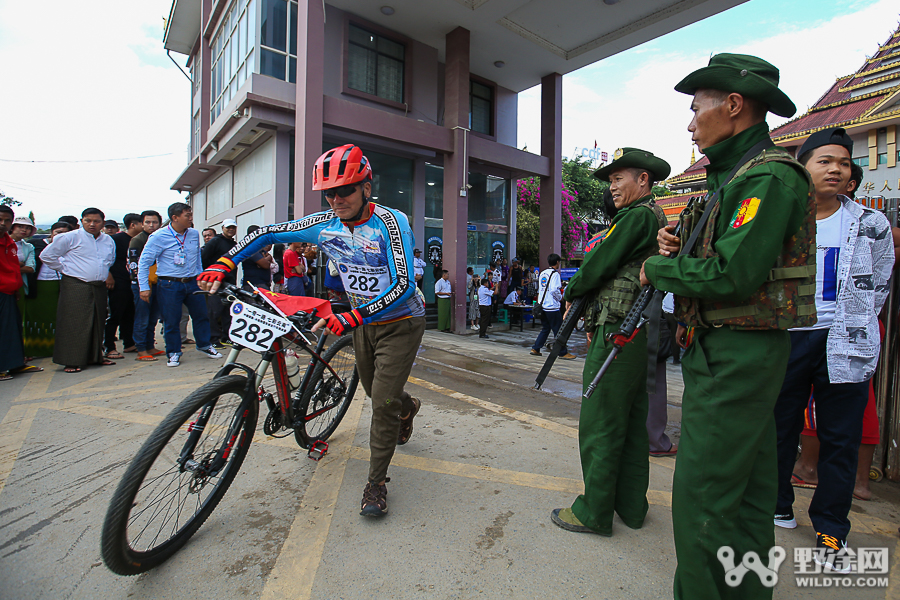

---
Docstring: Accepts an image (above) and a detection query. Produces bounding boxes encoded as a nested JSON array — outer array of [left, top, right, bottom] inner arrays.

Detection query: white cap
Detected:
[[222, 218, 237, 228]]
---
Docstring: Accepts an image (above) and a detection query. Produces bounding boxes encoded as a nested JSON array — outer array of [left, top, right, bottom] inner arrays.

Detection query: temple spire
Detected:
[[690, 147, 696, 165]]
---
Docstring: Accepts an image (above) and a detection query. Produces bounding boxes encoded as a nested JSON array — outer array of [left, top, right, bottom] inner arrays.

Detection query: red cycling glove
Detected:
[[197, 262, 232, 286], [323, 309, 364, 336]]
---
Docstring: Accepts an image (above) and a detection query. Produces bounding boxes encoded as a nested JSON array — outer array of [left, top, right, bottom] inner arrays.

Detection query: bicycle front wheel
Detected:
[[101, 375, 258, 575], [294, 335, 359, 448]]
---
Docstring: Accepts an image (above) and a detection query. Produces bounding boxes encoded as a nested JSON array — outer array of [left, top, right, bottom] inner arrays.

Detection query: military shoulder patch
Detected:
[[730, 197, 761, 228]]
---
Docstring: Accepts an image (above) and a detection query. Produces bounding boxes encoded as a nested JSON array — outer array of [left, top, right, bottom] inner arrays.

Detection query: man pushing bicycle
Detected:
[[198, 144, 425, 517]]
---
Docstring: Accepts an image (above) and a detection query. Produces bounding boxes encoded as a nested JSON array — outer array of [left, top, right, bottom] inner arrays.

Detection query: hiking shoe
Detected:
[[814, 532, 851, 574], [398, 397, 421, 445], [212, 341, 227, 350], [360, 480, 389, 517], [198, 346, 223, 359], [166, 353, 181, 368], [774, 510, 797, 529], [559, 353, 577, 360], [530, 349, 542, 356]]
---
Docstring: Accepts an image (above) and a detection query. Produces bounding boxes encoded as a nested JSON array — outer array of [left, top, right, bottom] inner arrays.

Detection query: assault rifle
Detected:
[[533, 295, 587, 390]]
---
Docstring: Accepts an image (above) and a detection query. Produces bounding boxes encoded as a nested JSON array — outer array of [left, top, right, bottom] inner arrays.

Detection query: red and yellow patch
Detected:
[[730, 197, 761, 228]]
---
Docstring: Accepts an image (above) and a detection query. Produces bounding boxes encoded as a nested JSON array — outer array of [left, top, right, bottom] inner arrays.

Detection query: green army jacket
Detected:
[[644, 122, 810, 304], [566, 194, 660, 303]]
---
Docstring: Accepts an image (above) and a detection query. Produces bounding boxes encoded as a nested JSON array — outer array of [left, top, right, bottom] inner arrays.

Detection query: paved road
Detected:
[[0, 330, 897, 599]]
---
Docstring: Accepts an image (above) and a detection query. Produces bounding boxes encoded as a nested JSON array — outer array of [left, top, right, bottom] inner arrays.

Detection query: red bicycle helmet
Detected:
[[312, 144, 372, 190]]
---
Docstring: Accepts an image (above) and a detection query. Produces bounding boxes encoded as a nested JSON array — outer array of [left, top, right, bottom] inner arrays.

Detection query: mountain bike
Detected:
[[100, 284, 359, 576]]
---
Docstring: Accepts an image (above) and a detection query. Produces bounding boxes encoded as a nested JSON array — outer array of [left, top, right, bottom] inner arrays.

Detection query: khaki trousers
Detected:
[[352, 316, 426, 483]]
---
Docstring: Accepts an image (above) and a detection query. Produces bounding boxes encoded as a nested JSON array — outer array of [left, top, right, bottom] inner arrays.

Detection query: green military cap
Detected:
[[593, 147, 671, 182], [674, 53, 796, 118]]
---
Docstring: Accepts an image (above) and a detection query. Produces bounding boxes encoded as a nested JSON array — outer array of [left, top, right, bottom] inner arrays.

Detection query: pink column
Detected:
[[294, 0, 325, 218], [539, 73, 563, 268], [442, 27, 470, 333], [199, 0, 212, 150]]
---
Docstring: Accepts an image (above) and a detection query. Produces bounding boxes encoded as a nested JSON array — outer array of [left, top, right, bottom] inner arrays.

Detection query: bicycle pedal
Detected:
[[308, 440, 328, 461]]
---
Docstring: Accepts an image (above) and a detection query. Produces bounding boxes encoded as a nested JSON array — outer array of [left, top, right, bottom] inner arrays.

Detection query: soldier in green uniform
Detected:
[[640, 54, 816, 599], [550, 148, 670, 536]]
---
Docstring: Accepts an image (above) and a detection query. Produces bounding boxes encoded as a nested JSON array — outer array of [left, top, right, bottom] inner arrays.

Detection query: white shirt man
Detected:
[[41, 227, 115, 283], [413, 249, 426, 285], [477, 281, 496, 338], [434, 277, 451, 298]]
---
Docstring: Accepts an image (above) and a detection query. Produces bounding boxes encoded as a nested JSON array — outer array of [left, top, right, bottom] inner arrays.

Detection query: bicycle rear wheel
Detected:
[[294, 335, 359, 448], [101, 375, 258, 575]]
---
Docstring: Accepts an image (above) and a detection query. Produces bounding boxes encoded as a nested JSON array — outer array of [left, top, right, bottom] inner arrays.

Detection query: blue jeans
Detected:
[[156, 279, 212, 356], [532, 308, 568, 356], [774, 329, 868, 538], [132, 282, 160, 352]]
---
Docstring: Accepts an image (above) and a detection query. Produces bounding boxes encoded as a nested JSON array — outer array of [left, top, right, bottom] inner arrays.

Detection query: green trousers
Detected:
[[571, 320, 649, 535], [352, 316, 426, 483], [436, 297, 451, 330], [673, 327, 790, 600]]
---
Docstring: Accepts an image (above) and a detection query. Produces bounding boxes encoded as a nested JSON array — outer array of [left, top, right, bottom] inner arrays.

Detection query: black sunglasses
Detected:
[[324, 184, 360, 199]]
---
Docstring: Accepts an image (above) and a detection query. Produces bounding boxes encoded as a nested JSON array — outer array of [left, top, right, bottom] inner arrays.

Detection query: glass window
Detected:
[[878, 153, 888, 164], [425, 164, 443, 219], [470, 81, 493, 135], [366, 150, 413, 215], [210, 0, 258, 124], [260, 48, 286, 79], [258, 0, 298, 82], [854, 156, 870, 167], [347, 23, 405, 103], [468, 172, 508, 226]]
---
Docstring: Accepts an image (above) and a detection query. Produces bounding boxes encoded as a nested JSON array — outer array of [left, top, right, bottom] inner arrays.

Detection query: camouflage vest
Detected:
[[584, 198, 668, 331], [675, 147, 817, 330]]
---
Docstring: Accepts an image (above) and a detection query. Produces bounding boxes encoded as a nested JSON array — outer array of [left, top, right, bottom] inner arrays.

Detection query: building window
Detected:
[[878, 153, 888, 165], [211, 0, 257, 123], [259, 0, 298, 83], [470, 80, 493, 136], [192, 111, 200, 158], [853, 156, 870, 167], [347, 23, 405, 103]]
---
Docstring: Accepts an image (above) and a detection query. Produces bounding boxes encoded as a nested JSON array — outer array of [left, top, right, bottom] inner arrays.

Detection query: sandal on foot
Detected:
[[11, 365, 43, 374], [100, 359, 116, 366], [397, 397, 421, 445], [105, 351, 124, 360], [149, 349, 166, 357], [136, 354, 158, 362], [791, 474, 817, 489], [550, 508, 609, 536], [123, 346, 137, 353], [64, 366, 83, 374]]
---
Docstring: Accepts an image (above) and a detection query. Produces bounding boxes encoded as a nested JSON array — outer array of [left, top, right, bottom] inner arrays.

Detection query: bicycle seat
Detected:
[[330, 300, 353, 314]]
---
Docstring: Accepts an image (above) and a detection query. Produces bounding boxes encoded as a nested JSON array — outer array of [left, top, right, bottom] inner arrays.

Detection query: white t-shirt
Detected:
[[435, 278, 451, 296], [537, 269, 562, 311], [792, 205, 850, 331]]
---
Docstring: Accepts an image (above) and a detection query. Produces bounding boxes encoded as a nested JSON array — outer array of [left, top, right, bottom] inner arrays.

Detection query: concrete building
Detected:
[[163, 0, 746, 330]]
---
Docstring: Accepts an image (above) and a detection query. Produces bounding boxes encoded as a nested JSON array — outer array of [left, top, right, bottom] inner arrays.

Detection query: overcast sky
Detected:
[[1, 0, 897, 227], [519, 0, 900, 176]]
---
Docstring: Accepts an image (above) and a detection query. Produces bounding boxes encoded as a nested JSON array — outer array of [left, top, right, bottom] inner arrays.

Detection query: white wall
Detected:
[[207, 171, 232, 218], [233, 137, 274, 206]]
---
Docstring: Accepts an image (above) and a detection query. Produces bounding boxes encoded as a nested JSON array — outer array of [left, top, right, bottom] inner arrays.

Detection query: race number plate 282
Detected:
[[228, 301, 292, 353]]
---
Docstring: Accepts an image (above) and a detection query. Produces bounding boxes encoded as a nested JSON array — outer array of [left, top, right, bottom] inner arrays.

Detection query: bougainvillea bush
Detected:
[[515, 176, 588, 265]]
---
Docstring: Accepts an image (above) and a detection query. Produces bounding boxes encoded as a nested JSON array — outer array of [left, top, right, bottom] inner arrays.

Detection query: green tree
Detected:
[[562, 155, 608, 223], [0, 191, 21, 207], [28, 211, 36, 224]]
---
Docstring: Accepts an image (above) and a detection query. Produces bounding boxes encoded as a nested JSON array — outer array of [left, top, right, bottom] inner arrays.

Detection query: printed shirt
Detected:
[[224, 204, 425, 324], [811, 196, 893, 383], [138, 226, 203, 291], [40, 228, 115, 283], [536, 269, 563, 311], [0, 233, 22, 294]]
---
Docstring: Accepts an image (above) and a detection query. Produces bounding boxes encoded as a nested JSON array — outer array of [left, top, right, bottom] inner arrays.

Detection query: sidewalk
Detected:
[[418, 326, 685, 407]]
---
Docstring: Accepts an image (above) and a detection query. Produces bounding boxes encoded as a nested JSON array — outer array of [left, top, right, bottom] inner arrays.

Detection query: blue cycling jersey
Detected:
[[225, 204, 425, 324]]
